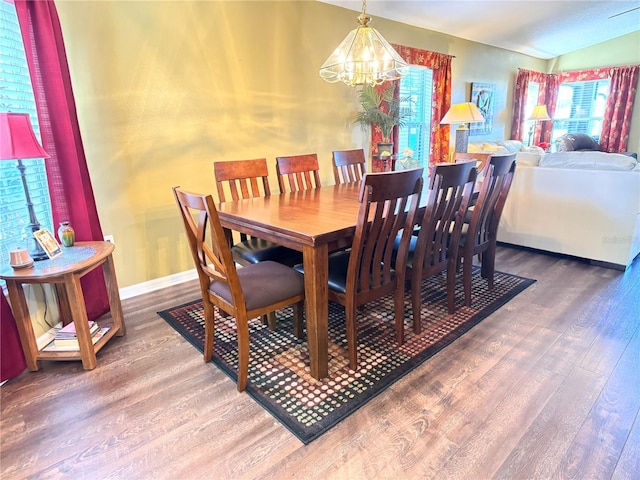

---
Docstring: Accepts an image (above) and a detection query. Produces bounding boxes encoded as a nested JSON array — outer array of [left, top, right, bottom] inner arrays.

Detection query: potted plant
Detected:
[[354, 83, 411, 155]]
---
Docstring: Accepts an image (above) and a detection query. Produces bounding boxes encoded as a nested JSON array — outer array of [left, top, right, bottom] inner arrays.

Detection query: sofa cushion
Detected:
[[515, 152, 542, 166], [521, 145, 545, 155], [555, 133, 601, 152], [467, 140, 522, 154], [498, 140, 523, 153], [539, 151, 638, 171], [468, 142, 504, 153]]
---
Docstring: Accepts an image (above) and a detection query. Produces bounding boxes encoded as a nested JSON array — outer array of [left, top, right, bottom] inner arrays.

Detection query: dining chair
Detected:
[[173, 187, 305, 392], [213, 158, 302, 267], [296, 168, 424, 369], [332, 149, 366, 184], [405, 161, 477, 326], [457, 153, 517, 306], [275, 153, 322, 193]]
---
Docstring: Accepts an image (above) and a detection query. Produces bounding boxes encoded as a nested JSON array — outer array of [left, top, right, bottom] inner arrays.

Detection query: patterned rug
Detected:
[[158, 268, 535, 444]]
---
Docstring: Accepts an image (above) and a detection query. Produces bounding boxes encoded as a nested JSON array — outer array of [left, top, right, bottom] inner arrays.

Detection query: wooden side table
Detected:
[[0, 241, 125, 370]]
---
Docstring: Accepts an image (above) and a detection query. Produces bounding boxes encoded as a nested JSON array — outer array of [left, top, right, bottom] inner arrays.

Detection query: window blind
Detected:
[[398, 66, 434, 167]]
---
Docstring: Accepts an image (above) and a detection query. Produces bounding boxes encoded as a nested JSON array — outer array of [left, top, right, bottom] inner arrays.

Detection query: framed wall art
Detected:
[[470, 82, 495, 135]]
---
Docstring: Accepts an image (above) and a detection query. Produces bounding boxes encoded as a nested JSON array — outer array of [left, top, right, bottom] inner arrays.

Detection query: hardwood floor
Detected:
[[2, 246, 639, 480]]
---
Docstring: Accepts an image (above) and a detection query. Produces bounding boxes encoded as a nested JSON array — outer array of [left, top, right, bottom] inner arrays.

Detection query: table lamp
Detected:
[[441, 103, 485, 153], [0, 112, 51, 261], [527, 104, 551, 146]]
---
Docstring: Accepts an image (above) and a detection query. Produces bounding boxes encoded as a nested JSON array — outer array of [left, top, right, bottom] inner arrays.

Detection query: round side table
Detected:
[[0, 241, 125, 370]]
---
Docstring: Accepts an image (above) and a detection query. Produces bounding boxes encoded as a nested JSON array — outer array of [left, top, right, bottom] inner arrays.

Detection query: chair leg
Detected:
[[484, 243, 496, 289], [411, 272, 422, 334], [447, 265, 456, 314], [394, 284, 405, 345], [292, 301, 304, 339], [462, 253, 473, 307], [202, 300, 216, 362], [266, 312, 277, 331], [345, 301, 359, 370], [236, 318, 250, 392]]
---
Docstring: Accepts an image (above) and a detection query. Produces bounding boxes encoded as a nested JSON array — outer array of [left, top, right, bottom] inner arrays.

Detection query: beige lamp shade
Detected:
[[528, 104, 551, 121], [441, 103, 486, 154], [440, 102, 486, 125]]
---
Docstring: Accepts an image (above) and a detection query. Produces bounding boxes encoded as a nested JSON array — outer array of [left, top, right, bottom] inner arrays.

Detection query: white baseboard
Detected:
[[119, 269, 198, 300]]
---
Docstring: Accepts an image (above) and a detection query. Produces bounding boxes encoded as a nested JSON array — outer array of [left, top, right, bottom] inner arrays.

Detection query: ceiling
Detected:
[[318, 1, 640, 59]]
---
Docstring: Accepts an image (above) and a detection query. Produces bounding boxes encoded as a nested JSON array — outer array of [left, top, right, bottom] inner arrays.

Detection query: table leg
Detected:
[[103, 253, 126, 336], [303, 244, 329, 379], [63, 274, 98, 370], [55, 284, 73, 326], [5, 281, 39, 371]]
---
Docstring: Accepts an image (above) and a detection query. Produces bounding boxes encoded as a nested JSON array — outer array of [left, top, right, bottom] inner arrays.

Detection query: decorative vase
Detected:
[[377, 142, 394, 156], [58, 221, 75, 247]]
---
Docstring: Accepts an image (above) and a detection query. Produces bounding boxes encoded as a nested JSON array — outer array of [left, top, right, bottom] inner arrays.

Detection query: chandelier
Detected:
[[319, 0, 409, 87]]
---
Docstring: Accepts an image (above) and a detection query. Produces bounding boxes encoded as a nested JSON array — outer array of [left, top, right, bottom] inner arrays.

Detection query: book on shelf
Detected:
[[42, 326, 111, 352], [55, 321, 100, 339]]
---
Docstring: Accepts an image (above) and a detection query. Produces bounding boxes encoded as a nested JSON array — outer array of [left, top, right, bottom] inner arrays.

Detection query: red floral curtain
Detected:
[[511, 68, 550, 144], [16, 0, 109, 320], [600, 65, 639, 152], [539, 74, 560, 145], [369, 45, 453, 171]]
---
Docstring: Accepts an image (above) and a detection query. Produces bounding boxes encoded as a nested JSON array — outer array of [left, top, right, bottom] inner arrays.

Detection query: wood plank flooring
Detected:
[[1, 246, 639, 480]]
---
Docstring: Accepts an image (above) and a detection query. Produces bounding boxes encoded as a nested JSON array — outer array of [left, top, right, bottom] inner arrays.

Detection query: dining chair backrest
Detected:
[[417, 161, 477, 274], [349, 168, 424, 299], [332, 149, 366, 184], [276, 153, 322, 193], [406, 161, 477, 318], [454, 152, 493, 175], [468, 153, 517, 247], [173, 187, 242, 307], [458, 153, 517, 306], [214, 158, 271, 202]]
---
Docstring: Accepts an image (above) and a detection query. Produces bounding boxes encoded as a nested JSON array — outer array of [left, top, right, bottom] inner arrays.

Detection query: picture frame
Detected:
[[470, 82, 495, 135], [33, 228, 63, 259]]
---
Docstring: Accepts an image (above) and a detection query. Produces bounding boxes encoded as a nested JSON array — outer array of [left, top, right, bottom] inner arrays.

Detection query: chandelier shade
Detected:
[[319, 2, 408, 87]]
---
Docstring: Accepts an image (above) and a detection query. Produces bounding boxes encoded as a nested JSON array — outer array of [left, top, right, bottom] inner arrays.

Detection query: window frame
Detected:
[[0, 0, 53, 259]]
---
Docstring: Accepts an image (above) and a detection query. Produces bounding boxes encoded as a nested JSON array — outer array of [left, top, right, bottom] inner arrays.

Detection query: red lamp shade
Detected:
[[0, 112, 49, 160]]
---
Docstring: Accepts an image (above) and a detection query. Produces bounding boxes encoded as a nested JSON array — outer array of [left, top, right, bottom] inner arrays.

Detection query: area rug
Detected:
[[158, 267, 535, 444]]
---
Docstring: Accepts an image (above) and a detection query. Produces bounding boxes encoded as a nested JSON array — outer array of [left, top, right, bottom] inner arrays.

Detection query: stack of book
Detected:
[[43, 321, 110, 351]]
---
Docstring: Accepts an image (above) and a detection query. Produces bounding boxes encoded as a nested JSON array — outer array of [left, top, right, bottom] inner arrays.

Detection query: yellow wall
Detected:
[[54, 1, 638, 288]]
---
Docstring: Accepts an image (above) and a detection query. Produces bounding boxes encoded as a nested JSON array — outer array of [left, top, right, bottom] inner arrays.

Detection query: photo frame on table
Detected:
[[33, 228, 63, 259], [470, 82, 495, 135]]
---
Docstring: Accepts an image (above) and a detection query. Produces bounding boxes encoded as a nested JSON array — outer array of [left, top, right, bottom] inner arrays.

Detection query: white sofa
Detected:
[[467, 140, 640, 270]]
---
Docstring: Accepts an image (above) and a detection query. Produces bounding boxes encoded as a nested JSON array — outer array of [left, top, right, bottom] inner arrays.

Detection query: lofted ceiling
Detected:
[[318, 0, 640, 60]]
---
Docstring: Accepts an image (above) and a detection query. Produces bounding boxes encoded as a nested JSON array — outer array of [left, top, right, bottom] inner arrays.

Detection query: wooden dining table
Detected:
[[217, 182, 366, 380]]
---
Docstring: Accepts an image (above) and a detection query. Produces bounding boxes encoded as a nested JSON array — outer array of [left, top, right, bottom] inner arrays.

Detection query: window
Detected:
[[523, 82, 540, 145], [398, 66, 433, 167], [0, 0, 53, 259], [551, 79, 609, 142]]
